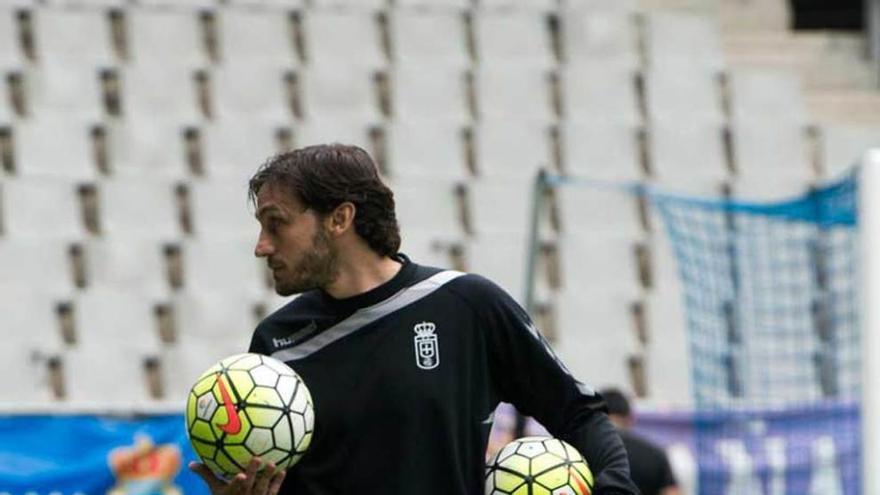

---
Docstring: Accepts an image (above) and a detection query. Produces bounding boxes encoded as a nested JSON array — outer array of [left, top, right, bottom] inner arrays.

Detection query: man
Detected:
[[190, 144, 638, 495], [600, 388, 679, 495]]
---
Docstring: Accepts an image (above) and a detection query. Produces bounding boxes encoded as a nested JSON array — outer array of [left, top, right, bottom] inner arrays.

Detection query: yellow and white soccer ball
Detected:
[[185, 353, 314, 479], [485, 436, 594, 495]]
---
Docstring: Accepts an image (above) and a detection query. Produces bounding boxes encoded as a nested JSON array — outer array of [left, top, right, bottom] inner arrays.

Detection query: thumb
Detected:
[[189, 461, 224, 491]]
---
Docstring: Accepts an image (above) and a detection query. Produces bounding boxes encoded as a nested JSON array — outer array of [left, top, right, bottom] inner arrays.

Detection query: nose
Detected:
[[254, 231, 275, 258]]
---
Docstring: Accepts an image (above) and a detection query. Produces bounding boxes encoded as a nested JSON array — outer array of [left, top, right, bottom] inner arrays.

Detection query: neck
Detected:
[[323, 248, 402, 300]]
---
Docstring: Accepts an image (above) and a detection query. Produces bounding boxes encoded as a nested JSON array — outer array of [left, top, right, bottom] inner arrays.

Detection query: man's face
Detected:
[[254, 185, 339, 296]]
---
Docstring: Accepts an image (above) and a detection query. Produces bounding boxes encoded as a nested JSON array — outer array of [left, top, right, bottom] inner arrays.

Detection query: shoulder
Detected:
[[444, 272, 510, 301], [256, 291, 324, 332]]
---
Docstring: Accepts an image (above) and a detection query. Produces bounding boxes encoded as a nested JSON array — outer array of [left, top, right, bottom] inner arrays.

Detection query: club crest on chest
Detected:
[[413, 321, 439, 370]]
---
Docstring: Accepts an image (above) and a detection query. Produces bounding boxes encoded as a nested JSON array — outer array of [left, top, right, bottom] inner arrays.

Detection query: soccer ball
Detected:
[[185, 353, 314, 479], [485, 436, 594, 495]]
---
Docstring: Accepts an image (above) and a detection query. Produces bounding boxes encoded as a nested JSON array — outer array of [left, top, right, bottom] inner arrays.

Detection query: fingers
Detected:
[[268, 469, 286, 495], [239, 457, 262, 493], [188, 462, 224, 491], [253, 463, 277, 494]]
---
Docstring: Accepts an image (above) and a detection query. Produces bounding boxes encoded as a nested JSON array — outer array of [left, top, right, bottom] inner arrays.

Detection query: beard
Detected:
[[273, 227, 339, 296]]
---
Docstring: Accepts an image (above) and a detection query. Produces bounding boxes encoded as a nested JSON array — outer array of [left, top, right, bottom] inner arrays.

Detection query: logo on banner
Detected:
[[107, 434, 182, 495], [414, 321, 440, 370]]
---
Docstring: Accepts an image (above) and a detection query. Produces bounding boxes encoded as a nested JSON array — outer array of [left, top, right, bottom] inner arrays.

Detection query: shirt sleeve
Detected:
[[454, 275, 639, 495]]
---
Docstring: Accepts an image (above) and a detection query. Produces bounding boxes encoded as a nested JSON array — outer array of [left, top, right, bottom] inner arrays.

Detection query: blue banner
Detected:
[[0, 415, 208, 495]]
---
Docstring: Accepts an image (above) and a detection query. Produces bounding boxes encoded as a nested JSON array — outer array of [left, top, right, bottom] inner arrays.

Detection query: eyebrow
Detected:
[[255, 205, 284, 221]]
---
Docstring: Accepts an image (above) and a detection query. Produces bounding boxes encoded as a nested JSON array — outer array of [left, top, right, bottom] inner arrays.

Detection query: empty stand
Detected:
[[209, 64, 295, 121], [649, 121, 729, 194], [31, 8, 115, 66], [391, 178, 464, 238], [729, 69, 809, 127], [120, 66, 205, 123], [389, 10, 469, 68], [302, 10, 385, 69], [106, 120, 190, 179], [82, 239, 170, 298], [644, 12, 724, 72], [385, 122, 469, 180], [390, 66, 470, 123], [0, 9, 23, 70], [298, 66, 381, 123], [473, 122, 552, 180], [473, 11, 554, 67], [554, 185, 642, 238], [555, 234, 642, 296], [97, 179, 183, 240], [646, 64, 724, 125], [560, 122, 642, 180], [561, 8, 639, 70], [821, 124, 880, 178], [216, 9, 298, 67], [12, 120, 101, 179], [475, 65, 554, 123], [0, 239, 76, 296], [189, 180, 259, 239], [73, 289, 163, 350], [0, 178, 87, 240], [24, 65, 105, 121], [61, 347, 156, 405], [197, 121, 285, 180], [465, 233, 530, 302], [560, 65, 639, 125], [126, 9, 209, 68], [181, 239, 267, 297], [465, 180, 533, 235]]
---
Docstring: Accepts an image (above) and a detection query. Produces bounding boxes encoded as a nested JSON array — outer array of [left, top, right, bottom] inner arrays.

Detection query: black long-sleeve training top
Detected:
[[249, 255, 638, 494]]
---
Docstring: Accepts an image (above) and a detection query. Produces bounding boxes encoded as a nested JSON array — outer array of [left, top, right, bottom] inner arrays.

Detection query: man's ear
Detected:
[[327, 202, 356, 235]]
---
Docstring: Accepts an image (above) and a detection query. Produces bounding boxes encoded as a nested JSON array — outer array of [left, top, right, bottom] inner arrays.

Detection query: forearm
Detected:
[[559, 410, 637, 495]]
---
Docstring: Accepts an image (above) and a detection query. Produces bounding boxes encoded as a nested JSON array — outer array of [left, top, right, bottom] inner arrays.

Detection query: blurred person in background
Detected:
[[601, 388, 680, 495], [190, 144, 639, 495]]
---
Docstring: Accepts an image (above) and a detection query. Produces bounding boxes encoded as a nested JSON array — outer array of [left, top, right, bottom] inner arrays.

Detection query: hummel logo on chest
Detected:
[[273, 320, 318, 349]]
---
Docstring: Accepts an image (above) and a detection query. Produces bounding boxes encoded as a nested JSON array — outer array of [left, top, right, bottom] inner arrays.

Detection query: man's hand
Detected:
[[189, 457, 286, 495]]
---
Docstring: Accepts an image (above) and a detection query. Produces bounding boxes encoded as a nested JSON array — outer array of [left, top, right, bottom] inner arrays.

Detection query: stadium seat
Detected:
[[554, 185, 642, 238], [61, 346, 156, 405], [181, 239, 267, 297], [120, 66, 205, 123], [389, 10, 469, 68], [73, 289, 164, 350], [731, 120, 813, 187], [465, 180, 534, 235], [159, 340, 240, 403], [394, 0, 470, 8], [390, 66, 470, 123], [127, 9, 209, 68], [555, 234, 642, 296], [559, 122, 642, 181], [645, 64, 724, 125], [475, 65, 554, 123], [644, 293, 692, 405], [649, 121, 729, 194], [198, 121, 285, 180], [560, 65, 639, 125], [97, 179, 183, 241], [189, 180, 259, 240], [554, 289, 640, 391], [0, 239, 76, 296], [225, 0, 305, 5], [0, 346, 59, 407], [0, 178, 88, 240], [474, 11, 554, 67], [171, 291, 259, 352], [12, 120, 100, 179], [302, 11, 385, 69], [209, 64, 294, 121], [311, 0, 387, 9], [478, 0, 557, 10], [0, 289, 66, 350], [385, 122, 469, 180], [399, 232, 453, 268], [299, 66, 381, 123], [32, 8, 115, 66], [464, 233, 530, 302], [216, 9, 298, 67], [390, 178, 464, 238], [82, 239, 170, 298], [729, 69, 809, 127], [560, 9, 639, 70], [106, 120, 190, 179], [24, 65, 105, 121], [820, 124, 880, 178], [473, 122, 553, 180], [644, 13, 725, 72], [297, 121, 375, 151], [0, 9, 23, 70]]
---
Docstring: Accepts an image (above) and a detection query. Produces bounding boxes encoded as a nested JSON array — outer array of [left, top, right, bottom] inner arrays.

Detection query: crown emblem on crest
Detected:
[[414, 321, 436, 336]]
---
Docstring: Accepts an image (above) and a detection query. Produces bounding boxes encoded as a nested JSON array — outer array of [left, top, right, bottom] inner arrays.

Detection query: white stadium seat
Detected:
[[650, 121, 729, 194], [398, 232, 453, 268], [556, 234, 641, 296], [561, 9, 639, 70], [561, 65, 639, 125], [0, 345, 58, 407], [729, 69, 809, 127], [189, 180, 259, 240], [646, 64, 724, 125], [394, 0, 470, 8], [0, 289, 65, 351], [302, 11, 385, 69], [465, 234, 530, 303], [390, 66, 470, 123], [98, 179, 182, 241], [120, 66, 205, 123], [465, 180, 533, 235], [216, 9, 298, 67], [0, 239, 75, 296], [83, 239, 170, 298], [389, 10, 469, 68], [160, 340, 241, 403], [73, 289, 163, 350], [24, 65, 105, 121], [731, 120, 812, 184], [32, 8, 115, 66], [1, 178, 87, 240], [644, 292, 692, 405], [127, 9, 209, 68], [106, 120, 190, 179], [62, 347, 155, 405], [474, 122, 552, 180], [390, 178, 464, 238], [299, 66, 381, 123], [474, 11, 554, 67], [555, 185, 642, 238], [0, 9, 23, 70], [385, 122, 469, 180], [12, 120, 99, 179], [475, 65, 554, 123], [644, 12, 725, 71], [181, 239, 266, 297], [820, 124, 880, 178], [171, 291, 260, 348], [560, 122, 642, 181], [210, 64, 294, 121], [297, 121, 374, 151], [199, 121, 284, 180]]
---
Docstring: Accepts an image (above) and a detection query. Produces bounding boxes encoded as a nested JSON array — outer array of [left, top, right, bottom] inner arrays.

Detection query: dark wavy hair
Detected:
[[248, 144, 401, 257]]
